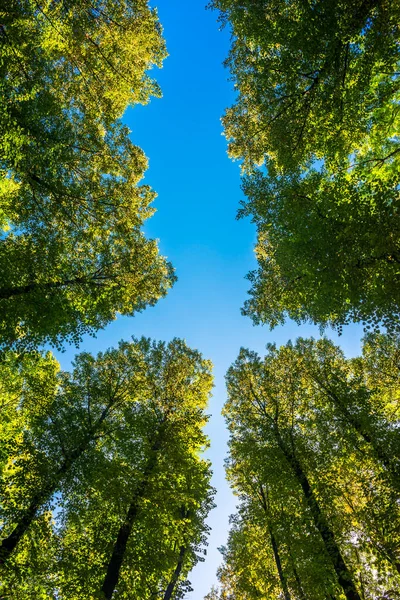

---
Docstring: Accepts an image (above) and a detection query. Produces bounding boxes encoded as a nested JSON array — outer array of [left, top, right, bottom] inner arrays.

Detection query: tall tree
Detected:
[[211, 0, 400, 169], [0, 350, 60, 595], [0, 225, 174, 351], [220, 336, 400, 600], [96, 339, 214, 599], [0, 0, 175, 350], [239, 154, 400, 334], [0, 338, 214, 599], [212, 0, 400, 334], [0, 340, 151, 567]]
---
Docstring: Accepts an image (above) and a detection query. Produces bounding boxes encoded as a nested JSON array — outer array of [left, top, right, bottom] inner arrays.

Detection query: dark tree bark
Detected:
[[0, 398, 115, 564], [273, 426, 361, 600], [0, 445, 84, 563], [0, 275, 108, 300], [269, 524, 291, 600], [100, 432, 164, 600], [163, 545, 186, 600], [258, 484, 291, 600], [287, 547, 307, 600]]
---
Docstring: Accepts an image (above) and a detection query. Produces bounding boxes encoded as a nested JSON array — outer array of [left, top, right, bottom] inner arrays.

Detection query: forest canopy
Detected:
[[0, 0, 175, 351], [208, 333, 400, 600], [211, 0, 400, 334], [0, 338, 215, 599], [1, 1, 400, 598]]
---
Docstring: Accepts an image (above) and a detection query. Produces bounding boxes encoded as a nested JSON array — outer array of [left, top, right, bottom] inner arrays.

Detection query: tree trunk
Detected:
[[269, 524, 291, 600], [0, 277, 95, 300], [292, 564, 307, 600], [100, 433, 163, 600], [258, 484, 291, 600], [0, 401, 113, 564], [163, 545, 186, 600], [274, 428, 361, 600], [0, 444, 83, 564], [287, 547, 307, 600]]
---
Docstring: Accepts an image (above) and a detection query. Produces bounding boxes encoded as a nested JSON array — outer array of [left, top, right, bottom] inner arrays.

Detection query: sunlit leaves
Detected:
[[0, 338, 215, 598], [215, 335, 400, 599], [0, 0, 175, 351], [212, 0, 400, 333]]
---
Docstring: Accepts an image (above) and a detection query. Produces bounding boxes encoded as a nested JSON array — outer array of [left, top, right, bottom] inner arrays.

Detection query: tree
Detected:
[[0, 340, 150, 567], [220, 336, 400, 600], [240, 152, 400, 334], [0, 0, 175, 350], [0, 338, 215, 599], [211, 0, 400, 169], [0, 349, 61, 596], [211, 0, 400, 333], [1, 0, 165, 129], [96, 339, 214, 599]]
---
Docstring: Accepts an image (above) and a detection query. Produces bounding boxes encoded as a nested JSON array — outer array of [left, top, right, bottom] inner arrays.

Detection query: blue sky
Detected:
[[54, 1, 365, 597]]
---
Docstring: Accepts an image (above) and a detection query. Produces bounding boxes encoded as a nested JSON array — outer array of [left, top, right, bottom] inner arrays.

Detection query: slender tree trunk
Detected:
[[317, 382, 400, 575], [258, 484, 291, 600], [292, 564, 307, 600], [100, 433, 163, 600], [101, 493, 145, 599], [0, 444, 83, 563], [287, 547, 307, 600], [163, 545, 186, 600], [0, 277, 95, 300], [268, 524, 291, 600], [0, 402, 113, 564], [0, 497, 45, 564], [274, 428, 361, 600]]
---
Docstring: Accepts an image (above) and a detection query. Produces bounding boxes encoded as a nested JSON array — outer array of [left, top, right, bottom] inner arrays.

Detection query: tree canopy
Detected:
[[208, 334, 400, 599], [0, 337, 215, 599], [212, 0, 400, 333], [240, 154, 400, 334], [212, 0, 400, 169], [0, 0, 175, 351], [2, 1, 400, 597]]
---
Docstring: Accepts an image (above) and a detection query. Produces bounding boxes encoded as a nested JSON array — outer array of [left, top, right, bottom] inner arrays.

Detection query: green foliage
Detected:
[[0, 226, 174, 351], [0, 338, 215, 598], [240, 144, 400, 333], [218, 334, 400, 599], [212, 0, 400, 333], [211, 0, 400, 169], [0, 350, 60, 488], [0, 0, 175, 351]]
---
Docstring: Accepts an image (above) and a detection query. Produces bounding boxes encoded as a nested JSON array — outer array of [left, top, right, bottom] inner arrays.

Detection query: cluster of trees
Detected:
[[0, 338, 214, 598], [206, 334, 400, 599], [2, 0, 400, 598], [0, 0, 175, 351], [204, 5, 400, 593], [211, 0, 400, 334], [0, 2, 215, 598]]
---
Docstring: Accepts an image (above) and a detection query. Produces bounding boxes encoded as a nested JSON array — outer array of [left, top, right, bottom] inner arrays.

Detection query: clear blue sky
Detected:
[[54, 1, 364, 597]]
